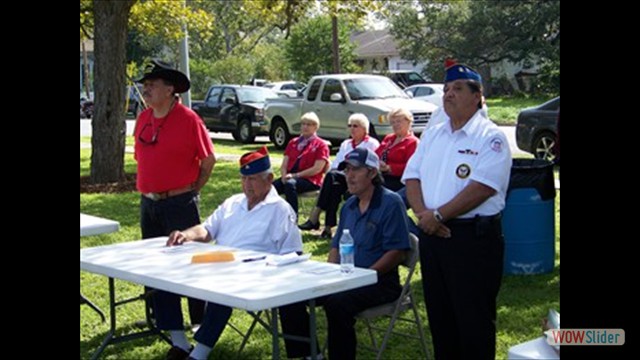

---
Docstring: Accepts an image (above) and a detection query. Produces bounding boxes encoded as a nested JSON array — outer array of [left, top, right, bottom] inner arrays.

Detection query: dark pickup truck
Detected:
[[192, 85, 280, 143]]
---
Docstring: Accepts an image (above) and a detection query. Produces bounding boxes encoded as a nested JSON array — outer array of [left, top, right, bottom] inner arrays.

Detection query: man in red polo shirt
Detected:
[[134, 59, 216, 328]]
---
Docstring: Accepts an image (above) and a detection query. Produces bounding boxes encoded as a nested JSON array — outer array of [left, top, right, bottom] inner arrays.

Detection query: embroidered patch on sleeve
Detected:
[[490, 137, 504, 152]]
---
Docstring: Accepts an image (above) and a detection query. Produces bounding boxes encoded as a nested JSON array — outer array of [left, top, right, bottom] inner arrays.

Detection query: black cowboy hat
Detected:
[[136, 59, 190, 94]]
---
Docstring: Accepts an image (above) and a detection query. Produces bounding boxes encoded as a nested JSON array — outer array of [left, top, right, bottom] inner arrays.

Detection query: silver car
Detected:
[[404, 84, 444, 108]]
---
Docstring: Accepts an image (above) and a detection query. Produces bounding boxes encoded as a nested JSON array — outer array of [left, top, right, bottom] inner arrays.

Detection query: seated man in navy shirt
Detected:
[[289, 148, 411, 360]]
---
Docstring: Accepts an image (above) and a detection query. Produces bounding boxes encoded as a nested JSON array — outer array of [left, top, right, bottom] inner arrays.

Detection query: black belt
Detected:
[[445, 212, 502, 226]]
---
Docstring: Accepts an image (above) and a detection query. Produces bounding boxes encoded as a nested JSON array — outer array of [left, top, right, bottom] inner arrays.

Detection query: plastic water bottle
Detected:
[[339, 229, 355, 274]]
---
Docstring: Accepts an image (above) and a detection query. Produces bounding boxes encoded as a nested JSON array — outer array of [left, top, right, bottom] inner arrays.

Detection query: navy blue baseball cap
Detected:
[[338, 148, 380, 170], [444, 59, 482, 84]]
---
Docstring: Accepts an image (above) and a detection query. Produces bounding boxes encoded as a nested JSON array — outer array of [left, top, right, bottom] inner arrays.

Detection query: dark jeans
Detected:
[[155, 299, 311, 358], [273, 177, 320, 215], [418, 215, 504, 360], [315, 170, 348, 227], [285, 271, 401, 360], [140, 191, 205, 325]]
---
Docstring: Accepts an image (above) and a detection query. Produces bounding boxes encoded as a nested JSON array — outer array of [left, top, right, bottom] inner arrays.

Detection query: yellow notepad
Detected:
[[191, 251, 235, 263]]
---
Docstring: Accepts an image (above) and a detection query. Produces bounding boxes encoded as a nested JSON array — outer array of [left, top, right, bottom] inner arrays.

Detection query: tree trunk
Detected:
[[331, 15, 340, 74], [90, 0, 136, 184]]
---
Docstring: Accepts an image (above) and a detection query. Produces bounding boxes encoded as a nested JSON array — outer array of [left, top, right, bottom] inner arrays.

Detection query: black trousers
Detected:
[[273, 177, 320, 216], [315, 170, 348, 227], [418, 215, 504, 360], [382, 174, 404, 192], [140, 191, 205, 325], [283, 271, 401, 360]]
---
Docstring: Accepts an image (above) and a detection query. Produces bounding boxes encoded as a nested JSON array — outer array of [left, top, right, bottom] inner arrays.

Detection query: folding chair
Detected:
[[355, 233, 430, 359]]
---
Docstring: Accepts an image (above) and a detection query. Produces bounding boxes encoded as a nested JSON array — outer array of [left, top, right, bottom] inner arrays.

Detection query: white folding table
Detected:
[[80, 213, 120, 237], [80, 213, 120, 322], [508, 336, 559, 359], [81, 237, 377, 359]]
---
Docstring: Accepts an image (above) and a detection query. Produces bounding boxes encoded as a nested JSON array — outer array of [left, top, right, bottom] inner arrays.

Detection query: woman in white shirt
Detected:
[[298, 113, 379, 238]]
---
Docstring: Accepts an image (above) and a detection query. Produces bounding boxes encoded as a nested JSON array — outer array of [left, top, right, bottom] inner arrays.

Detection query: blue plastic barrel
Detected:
[[502, 159, 556, 275]]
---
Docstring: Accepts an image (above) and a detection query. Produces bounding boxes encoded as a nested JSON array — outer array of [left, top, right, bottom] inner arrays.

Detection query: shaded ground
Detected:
[[80, 173, 137, 194]]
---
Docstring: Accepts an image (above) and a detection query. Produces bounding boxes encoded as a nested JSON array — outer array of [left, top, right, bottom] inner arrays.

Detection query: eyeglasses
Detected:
[[138, 122, 160, 145], [347, 124, 360, 128]]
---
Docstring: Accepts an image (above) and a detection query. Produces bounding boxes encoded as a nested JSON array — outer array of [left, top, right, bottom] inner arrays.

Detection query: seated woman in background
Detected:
[[376, 108, 419, 191], [273, 112, 330, 217], [299, 113, 379, 238]]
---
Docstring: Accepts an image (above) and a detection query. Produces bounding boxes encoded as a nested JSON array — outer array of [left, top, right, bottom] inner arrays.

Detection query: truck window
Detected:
[[221, 88, 236, 104], [206, 87, 222, 106], [307, 79, 323, 101], [320, 79, 344, 102]]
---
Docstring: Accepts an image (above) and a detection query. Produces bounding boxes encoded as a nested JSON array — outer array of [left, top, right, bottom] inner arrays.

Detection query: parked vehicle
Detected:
[[264, 74, 438, 149], [192, 85, 280, 143], [247, 78, 268, 87], [404, 84, 444, 108], [80, 87, 144, 119], [380, 70, 431, 89], [80, 96, 94, 119], [126, 84, 145, 118], [515, 97, 560, 161], [263, 81, 306, 98]]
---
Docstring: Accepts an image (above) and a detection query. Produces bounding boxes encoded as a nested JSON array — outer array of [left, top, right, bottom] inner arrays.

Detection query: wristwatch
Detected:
[[433, 209, 444, 223]]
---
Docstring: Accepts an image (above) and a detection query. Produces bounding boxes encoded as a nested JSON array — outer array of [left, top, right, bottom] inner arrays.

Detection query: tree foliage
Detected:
[[245, 0, 382, 73], [285, 15, 361, 80], [188, 0, 279, 60], [389, 0, 559, 92]]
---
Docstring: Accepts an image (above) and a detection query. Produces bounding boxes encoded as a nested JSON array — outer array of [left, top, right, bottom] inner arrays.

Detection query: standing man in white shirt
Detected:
[[402, 61, 511, 359], [158, 146, 312, 360]]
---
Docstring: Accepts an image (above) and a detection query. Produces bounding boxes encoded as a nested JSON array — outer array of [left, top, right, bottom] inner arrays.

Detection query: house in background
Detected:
[[351, 29, 427, 74], [80, 39, 94, 96], [351, 29, 540, 94]]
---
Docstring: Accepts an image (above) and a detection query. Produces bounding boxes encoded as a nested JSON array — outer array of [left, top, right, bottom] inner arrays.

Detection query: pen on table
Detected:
[[242, 256, 267, 263]]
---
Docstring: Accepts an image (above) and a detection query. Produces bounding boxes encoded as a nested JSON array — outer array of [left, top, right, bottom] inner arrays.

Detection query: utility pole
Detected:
[[331, 15, 341, 74], [179, 0, 191, 107]]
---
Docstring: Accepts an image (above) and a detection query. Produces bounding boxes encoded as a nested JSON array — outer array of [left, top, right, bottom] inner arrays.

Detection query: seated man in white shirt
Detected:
[[158, 146, 311, 360]]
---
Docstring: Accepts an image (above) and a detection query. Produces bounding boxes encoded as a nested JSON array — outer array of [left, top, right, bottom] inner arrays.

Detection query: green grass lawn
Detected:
[[80, 136, 285, 158], [81, 146, 559, 359], [486, 96, 553, 126]]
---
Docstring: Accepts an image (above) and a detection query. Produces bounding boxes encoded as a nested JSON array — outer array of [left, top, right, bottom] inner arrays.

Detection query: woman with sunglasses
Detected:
[[299, 113, 379, 238]]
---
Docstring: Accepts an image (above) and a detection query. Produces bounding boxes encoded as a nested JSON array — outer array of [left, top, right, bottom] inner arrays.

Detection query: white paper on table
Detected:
[[266, 252, 311, 266]]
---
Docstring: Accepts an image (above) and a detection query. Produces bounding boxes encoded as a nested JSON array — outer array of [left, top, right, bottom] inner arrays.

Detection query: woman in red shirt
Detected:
[[376, 108, 419, 191], [273, 112, 330, 216]]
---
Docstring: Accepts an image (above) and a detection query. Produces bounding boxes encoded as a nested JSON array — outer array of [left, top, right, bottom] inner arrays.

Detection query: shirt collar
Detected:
[[347, 185, 384, 211], [242, 186, 281, 211], [459, 109, 488, 136], [446, 108, 487, 136], [351, 135, 370, 149]]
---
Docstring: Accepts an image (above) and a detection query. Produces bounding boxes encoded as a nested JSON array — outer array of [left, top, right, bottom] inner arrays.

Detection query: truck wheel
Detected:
[[270, 120, 290, 150], [235, 118, 255, 144]]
